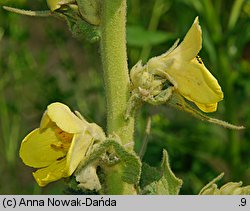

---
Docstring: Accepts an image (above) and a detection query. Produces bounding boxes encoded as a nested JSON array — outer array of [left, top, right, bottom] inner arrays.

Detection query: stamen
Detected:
[[54, 127, 73, 143], [51, 143, 65, 150]]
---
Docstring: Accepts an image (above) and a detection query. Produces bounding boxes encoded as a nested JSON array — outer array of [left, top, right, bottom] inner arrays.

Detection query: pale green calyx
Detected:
[[130, 60, 165, 102], [126, 60, 168, 119]]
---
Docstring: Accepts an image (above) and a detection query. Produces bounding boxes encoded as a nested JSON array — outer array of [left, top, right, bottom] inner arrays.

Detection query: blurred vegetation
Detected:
[[0, 0, 249, 194]]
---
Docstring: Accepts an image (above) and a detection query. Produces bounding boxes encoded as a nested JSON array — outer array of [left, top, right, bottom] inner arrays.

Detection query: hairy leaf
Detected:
[[140, 149, 182, 195], [76, 139, 141, 185]]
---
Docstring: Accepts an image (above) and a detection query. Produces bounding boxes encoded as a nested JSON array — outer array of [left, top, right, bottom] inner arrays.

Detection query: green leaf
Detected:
[[140, 163, 162, 188], [199, 173, 250, 195], [110, 141, 141, 184], [76, 139, 141, 186], [140, 149, 182, 195], [66, 17, 100, 42], [161, 149, 183, 194], [127, 25, 174, 47]]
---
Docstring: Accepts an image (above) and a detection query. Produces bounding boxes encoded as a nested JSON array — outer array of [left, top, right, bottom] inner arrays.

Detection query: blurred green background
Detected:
[[0, 0, 249, 194]]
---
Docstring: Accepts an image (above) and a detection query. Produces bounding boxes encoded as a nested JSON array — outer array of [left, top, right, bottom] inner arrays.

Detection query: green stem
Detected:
[[100, 0, 136, 194]]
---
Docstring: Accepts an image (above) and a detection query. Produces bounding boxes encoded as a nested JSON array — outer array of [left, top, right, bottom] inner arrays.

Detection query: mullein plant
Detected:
[[3, 0, 249, 194]]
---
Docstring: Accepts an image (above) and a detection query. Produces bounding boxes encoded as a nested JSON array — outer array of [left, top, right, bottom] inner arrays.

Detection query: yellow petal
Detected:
[[47, 102, 86, 133], [168, 17, 202, 61], [65, 132, 93, 176], [40, 111, 51, 129], [46, 0, 61, 11], [165, 59, 223, 108], [19, 128, 66, 168], [194, 102, 218, 113], [33, 159, 66, 187]]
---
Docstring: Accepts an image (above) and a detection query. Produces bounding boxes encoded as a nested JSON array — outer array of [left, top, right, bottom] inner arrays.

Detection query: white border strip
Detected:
[[0, 195, 249, 211]]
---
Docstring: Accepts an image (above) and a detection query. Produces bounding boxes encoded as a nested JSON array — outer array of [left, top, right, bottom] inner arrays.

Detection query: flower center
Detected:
[[51, 126, 73, 152]]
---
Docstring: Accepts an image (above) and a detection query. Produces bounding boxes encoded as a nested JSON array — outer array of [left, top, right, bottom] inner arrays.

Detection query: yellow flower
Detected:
[[148, 17, 223, 112], [19, 102, 105, 187]]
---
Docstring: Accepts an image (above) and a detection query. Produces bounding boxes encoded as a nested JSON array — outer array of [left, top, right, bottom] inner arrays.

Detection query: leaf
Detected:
[[76, 139, 141, 186], [66, 17, 100, 42], [110, 141, 141, 184], [140, 149, 182, 195], [140, 163, 162, 188], [199, 173, 250, 195], [142, 176, 172, 195], [161, 149, 183, 194], [127, 25, 174, 47]]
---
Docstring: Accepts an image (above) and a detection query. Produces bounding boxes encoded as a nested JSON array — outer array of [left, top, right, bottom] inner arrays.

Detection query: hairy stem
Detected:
[[100, 0, 136, 194]]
